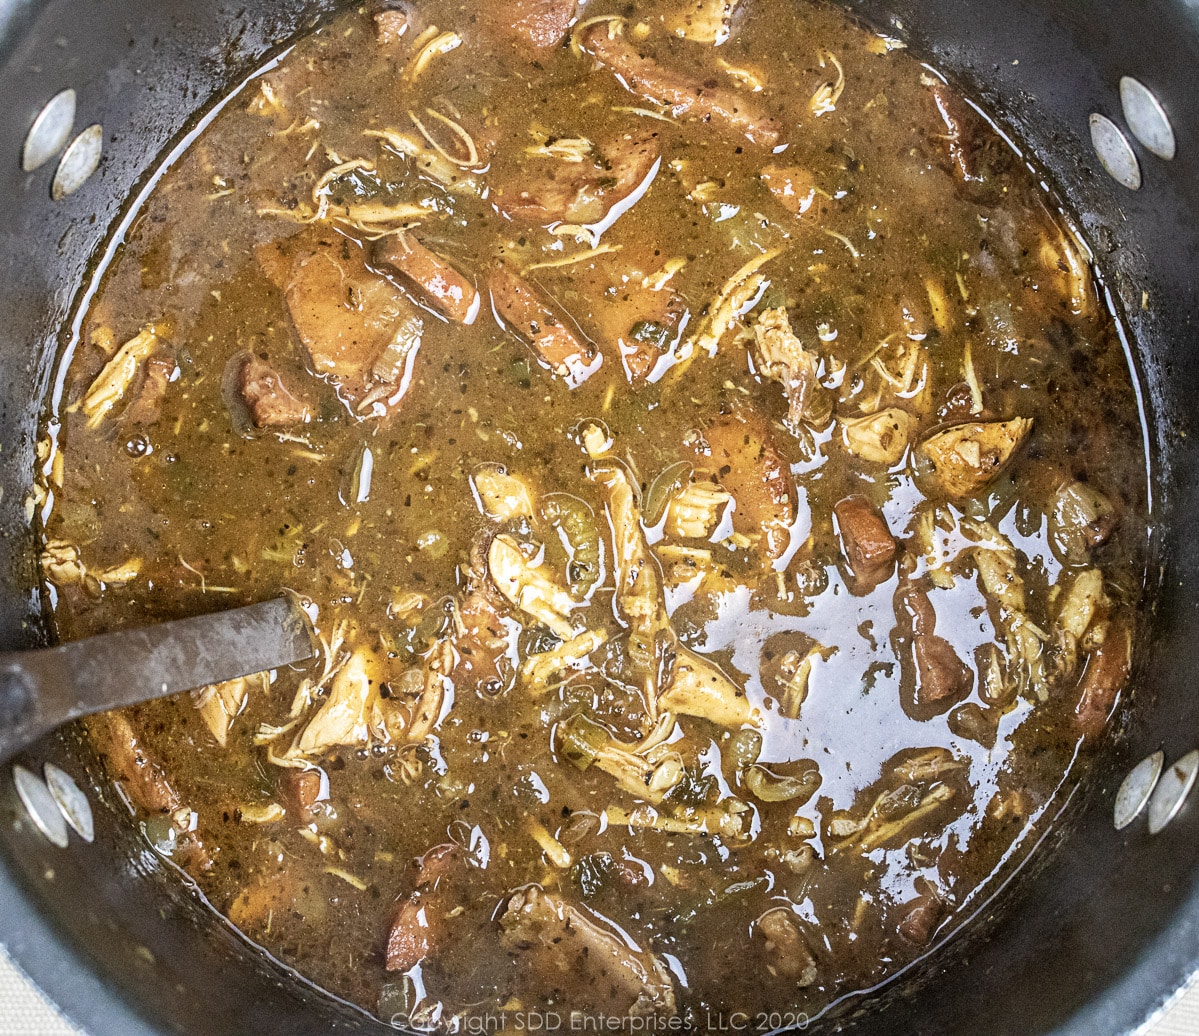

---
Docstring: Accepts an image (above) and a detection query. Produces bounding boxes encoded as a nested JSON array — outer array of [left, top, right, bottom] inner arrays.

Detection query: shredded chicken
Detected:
[[521, 629, 608, 693], [500, 886, 677, 1017], [472, 465, 536, 521], [663, 480, 732, 539], [192, 673, 267, 748], [488, 534, 578, 639], [589, 462, 674, 716], [78, 326, 161, 428], [841, 407, 916, 465], [751, 307, 833, 429], [962, 518, 1049, 701], [659, 648, 758, 728], [919, 418, 1033, 498]]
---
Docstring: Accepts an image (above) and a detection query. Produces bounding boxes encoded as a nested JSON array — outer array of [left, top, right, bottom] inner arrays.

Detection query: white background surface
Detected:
[[2, 944, 1198, 1035]]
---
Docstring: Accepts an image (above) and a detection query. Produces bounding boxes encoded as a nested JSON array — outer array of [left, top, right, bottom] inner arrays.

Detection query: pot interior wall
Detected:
[[1, 1, 1197, 1034]]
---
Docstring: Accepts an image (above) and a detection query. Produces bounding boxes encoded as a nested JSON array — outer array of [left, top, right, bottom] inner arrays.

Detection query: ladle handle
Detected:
[[0, 596, 315, 763]]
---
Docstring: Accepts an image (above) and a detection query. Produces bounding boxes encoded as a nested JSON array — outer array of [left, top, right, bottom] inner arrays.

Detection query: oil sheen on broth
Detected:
[[38, 0, 1148, 1028]]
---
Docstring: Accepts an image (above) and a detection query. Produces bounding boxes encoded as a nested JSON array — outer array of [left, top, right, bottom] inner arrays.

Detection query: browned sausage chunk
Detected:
[[89, 712, 180, 814], [385, 843, 462, 971], [238, 354, 312, 428], [372, 5, 410, 47], [492, 130, 660, 226], [897, 584, 973, 719], [123, 354, 176, 425], [579, 23, 781, 146], [373, 233, 480, 324], [754, 908, 817, 985], [489, 262, 599, 384], [480, 0, 578, 51], [1073, 623, 1132, 738], [695, 409, 797, 562], [913, 635, 973, 715], [897, 889, 942, 946], [834, 495, 896, 582]]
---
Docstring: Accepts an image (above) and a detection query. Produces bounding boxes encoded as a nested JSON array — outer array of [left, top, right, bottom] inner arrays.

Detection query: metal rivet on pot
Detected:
[[1147, 749, 1199, 834], [1114, 750, 1163, 830], [21, 88, 76, 173], [13, 765, 69, 849], [44, 762, 94, 843], [1119, 77, 1176, 160], [1089, 113, 1141, 190], [51, 123, 103, 201]]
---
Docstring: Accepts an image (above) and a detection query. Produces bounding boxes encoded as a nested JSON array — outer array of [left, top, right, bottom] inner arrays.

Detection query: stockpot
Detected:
[[0, 1, 1197, 1033]]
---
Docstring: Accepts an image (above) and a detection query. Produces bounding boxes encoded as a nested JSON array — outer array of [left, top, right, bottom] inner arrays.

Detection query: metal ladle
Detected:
[[0, 595, 315, 763]]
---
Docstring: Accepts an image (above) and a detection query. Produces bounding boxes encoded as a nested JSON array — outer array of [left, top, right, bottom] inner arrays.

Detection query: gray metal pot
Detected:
[[1, 1, 1197, 1032]]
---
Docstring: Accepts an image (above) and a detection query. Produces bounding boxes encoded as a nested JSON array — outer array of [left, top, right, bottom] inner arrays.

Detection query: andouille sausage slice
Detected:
[[373, 233, 480, 324], [238, 354, 312, 428], [385, 843, 463, 971], [490, 262, 600, 385], [579, 22, 782, 146]]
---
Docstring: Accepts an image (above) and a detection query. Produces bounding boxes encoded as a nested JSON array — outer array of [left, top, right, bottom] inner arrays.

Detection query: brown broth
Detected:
[[37, 0, 1149, 1029]]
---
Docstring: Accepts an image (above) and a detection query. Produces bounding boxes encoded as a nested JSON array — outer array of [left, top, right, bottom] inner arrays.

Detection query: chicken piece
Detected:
[[453, 538, 517, 696], [89, 712, 180, 814], [659, 648, 756, 728], [191, 672, 266, 747], [471, 465, 535, 521], [228, 871, 319, 932], [280, 768, 326, 817], [579, 21, 781, 146], [834, 495, 896, 587], [123, 354, 176, 425], [282, 636, 443, 761], [372, 4, 411, 48], [1048, 568, 1107, 684], [489, 262, 600, 386], [39, 541, 141, 593], [693, 409, 796, 563], [964, 518, 1048, 702], [405, 641, 454, 744], [759, 164, 819, 217], [494, 129, 660, 226], [521, 629, 608, 694], [664, 479, 732, 539], [257, 230, 424, 417], [385, 844, 463, 971], [499, 886, 677, 1017], [665, 0, 741, 45], [373, 233, 480, 324], [755, 908, 817, 986], [488, 533, 577, 639], [751, 307, 832, 429], [678, 248, 780, 364], [840, 408, 916, 466], [479, 0, 578, 50], [78, 326, 161, 428], [1048, 480, 1118, 565], [1073, 622, 1132, 738], [918, 418, 1032, 499], [237, 354, 311, 428], [589, 462, 674, 713], [290, 647, 382, 758], [558, 712, 685, 803]]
